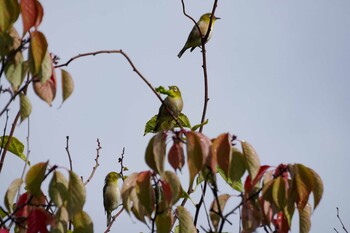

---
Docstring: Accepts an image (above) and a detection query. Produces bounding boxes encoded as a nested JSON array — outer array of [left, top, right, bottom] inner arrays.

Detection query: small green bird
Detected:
[[154, 86, 183, 132], [103, 172, 121, 226], [178, 13, 220, 58]]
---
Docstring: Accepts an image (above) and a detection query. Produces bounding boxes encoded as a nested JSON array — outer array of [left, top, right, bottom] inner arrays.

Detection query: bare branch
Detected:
[[118, 147, 126, 179], [55, 50, 183, 130], [0, 111, 20, 173], [179, 0, 219, 132], [104, 207, 125, 233], [335, 207, 349, 233], [0, 109, 9, 156], [65, 136, 73, 171], [84, 138, 102, 185], [0, 79, 33, 117]]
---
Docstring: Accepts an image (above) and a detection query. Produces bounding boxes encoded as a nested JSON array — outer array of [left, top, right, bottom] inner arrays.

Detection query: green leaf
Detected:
[[213, 133, 232, 178], [19, 93, 32, 122], [145, 132, 166, 176], [72, 211, 93, 233], [177, 113, 191, 128], [4, 178, 23, 212], [29, 31, 48, 75], [272, 176, 287, 210], [156, 209, 172, 233], [0, 0, 20, 33], [5, 56, 26, 92], [38, 49, 52, 83], [229, 147, 246, 191], [61, 69, 74, 103], [210, 194, 231, 231], [0, 136, 27, 162], [67, 171, 86, 218], [309, 168, 323, 210], [49, 171, 68, 206], [176, 206, 197, 233], [291, 164, 314, 209], [191, 119, 208, 132], [25, 161, 48, 196], [144, 115, 157, 135], [241, 141, 260, 181], [299, 203, 311, 233]]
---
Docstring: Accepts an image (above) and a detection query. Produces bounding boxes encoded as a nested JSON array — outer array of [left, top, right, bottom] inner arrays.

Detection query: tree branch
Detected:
[[84, 138, 101, 185], [65, 136, 73, 171], [55, 50, 184, 130]]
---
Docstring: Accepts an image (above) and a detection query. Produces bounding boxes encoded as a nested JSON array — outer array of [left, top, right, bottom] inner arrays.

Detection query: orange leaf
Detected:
[[145, 132, 166, 176], [29, 31, 47, 75], [21, 0, 37, 34], [186, 131, 211, 189], [136, 171, 154, 217], [212, 133, 231, 178]]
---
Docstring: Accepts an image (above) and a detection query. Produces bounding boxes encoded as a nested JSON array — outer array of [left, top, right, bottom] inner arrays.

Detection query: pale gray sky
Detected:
[[1, 1, 349, 232]]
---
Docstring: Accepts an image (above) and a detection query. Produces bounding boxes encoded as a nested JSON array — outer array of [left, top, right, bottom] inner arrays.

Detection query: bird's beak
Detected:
[[215, 16, 221, 20]]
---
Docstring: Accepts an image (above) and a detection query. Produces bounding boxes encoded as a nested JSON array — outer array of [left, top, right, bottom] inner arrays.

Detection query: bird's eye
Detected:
[[174, 87, 178, 92]]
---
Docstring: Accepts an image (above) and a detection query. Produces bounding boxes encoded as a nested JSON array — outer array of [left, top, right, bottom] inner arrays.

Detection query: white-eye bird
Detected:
[[154, 86, 183, 132], [178, 13, 220, 58], [103, 172, 121, 226]]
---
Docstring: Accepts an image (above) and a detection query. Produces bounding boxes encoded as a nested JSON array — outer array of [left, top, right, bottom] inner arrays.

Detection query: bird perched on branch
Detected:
[[154, 86, 183, 132], [103, 172, 121, 226], [178, 13, 220, 58]]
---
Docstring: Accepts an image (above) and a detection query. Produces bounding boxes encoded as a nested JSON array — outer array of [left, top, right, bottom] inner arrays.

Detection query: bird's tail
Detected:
[[177, 46, 187, 58], [107, 211, 111, 226]]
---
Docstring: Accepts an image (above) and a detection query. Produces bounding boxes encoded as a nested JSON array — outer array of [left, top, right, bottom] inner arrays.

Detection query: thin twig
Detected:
[[65, 136, 73, 171], [180, 0, 219, 133], [194, 180, 208, 226], [202, 196, 214, 232], [84, 138, 102, 185], [0, 111, 20, 173], [336, 207, 349, 233], [118, 147, 126, 179], [20, 117, 31, 180], [104, 207, 125, 233], [0, 79, 33, 117], [55, 50, 184, 130], [0, 109, 9, 156]]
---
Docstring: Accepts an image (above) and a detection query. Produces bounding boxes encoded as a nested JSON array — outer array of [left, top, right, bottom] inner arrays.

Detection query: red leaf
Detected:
[[15, 192, 29, 219], [160, 180, 172, 206], [273, 212, 290, 233], [168, 139, 184, 171], [244, 165, 270, 193], [0, 228, 10, 233], [33, 70, 57, 105], [27, 208, 54, 233]]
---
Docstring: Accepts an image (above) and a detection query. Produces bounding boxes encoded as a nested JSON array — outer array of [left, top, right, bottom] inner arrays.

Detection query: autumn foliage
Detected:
[[0, 0, 323, 233]]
